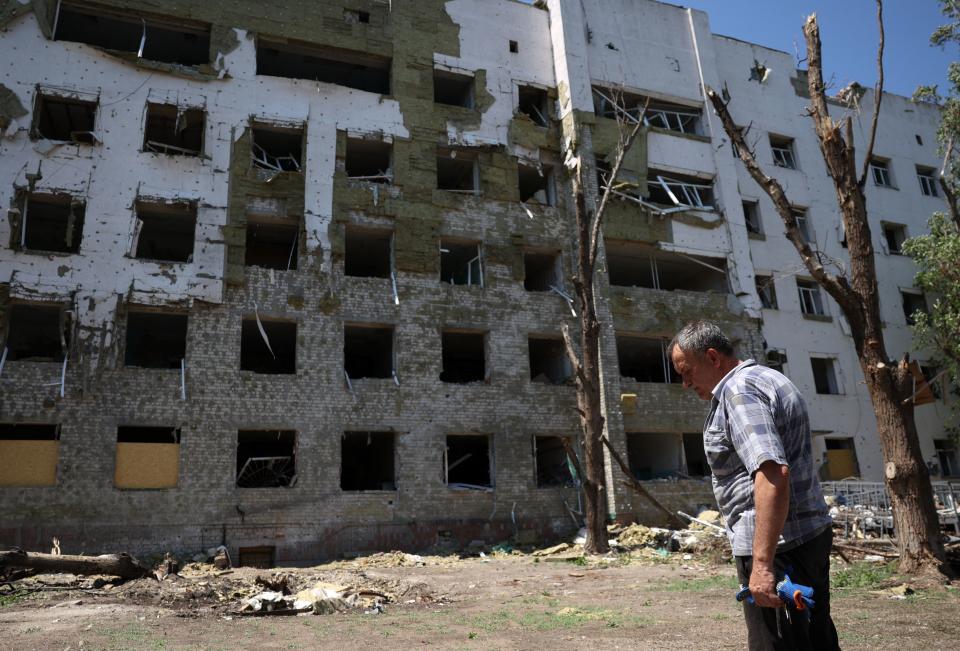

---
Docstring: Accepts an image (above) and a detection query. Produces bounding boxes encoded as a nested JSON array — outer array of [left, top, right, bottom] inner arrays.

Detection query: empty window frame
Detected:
[[529, 336, 571, 384], [810, 357, 841, 394], [31, 94, 97, 143], [341, 431, 396, 491], [124, 311, 187, 368], [518, 163, 555, 205], [935, 439, 959, 477], [54, 3, 211, 66], [240, 318, 297, 375], [766, 348, 788, 375], [251, 125, 303, 173], [647, 172, 714, 209], [626, 432, 683, 480], [440, 239, 483, 286], [881, 222, 907, 254], [901, 290, 928, 325], [793, 208, 814, 244], [257, 39, 390, 94], [604, 241, 728, 293], [236, 430, 296, 488], [437, 149, 479, 193], [446, 434, 493, 488], [616, 336, 678, 384], [114, 426, 180, 489], [17, 193, 85, 253], [132, 200, 196, 262], [441, 330, 486, 383], [344, 227, 392, 278], [518, 85, 549, 126], [870, 158, 894, 188], [796, 279, 826, 316], [4, 303, 69, 362], [523, 250, 561, 292], [344, 9, 371, 24], [592, 85, 647, 122], [920, 364, 943, 400], [682, 432, 709, 477], [509, 39, 519, 54], [345, 137, 392, 182], [433, 69, 474, 108], [742, 200, 763, 235], [916, 166, 938, 197], [645, 100, 702, 135], [245, 219, 300, 271], [770, 135, 797, 169], [756, 274, 778, 309], [344, 324, 394, 379], [143, 103, 204, 156], [0, 423, 60, 487], [534, 435, 575, 487]]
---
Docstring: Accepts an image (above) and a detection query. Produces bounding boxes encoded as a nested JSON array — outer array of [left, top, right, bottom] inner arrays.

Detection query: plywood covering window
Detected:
[[0, 423, 59, 487], [240, 318, 297, 375], [124, 311, 187, 369], [133, 200, 196, 263], [236, 430, 296, 488], [114, 426, 180, 489], [257, 38, 390, 94], [32, 94, 97, 143], [143, 103, 204, 156], [4, 303, 69, 362], [341, 431, 396, 491], [18, 193, 85, 254]]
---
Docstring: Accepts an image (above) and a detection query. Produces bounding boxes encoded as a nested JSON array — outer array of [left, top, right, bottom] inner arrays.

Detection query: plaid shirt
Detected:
[[705, 360, 832, 556]]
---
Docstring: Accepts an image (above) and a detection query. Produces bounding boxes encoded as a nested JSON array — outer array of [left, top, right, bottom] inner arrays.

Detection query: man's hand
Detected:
[[748, 562, 780, 608]]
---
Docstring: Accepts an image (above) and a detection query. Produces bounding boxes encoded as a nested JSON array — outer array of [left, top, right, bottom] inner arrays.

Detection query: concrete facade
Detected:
[[0, 0, 950, 562]]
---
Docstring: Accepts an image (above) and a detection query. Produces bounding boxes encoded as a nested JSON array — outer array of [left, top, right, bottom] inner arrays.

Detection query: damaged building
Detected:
[[0, 0, 951, 562]]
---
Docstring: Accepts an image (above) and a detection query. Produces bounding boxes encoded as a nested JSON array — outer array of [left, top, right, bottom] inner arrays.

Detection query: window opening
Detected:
[[241, 318, 296, 374], [238, 546, 276, 568], [534, 436, 574, 487], [509, 40, 519, 54], [770, 135, 797, 169], [523, 251, 560, 291], [517, 85, 548, 126], [916, 166, 938, 197], [32, 94, 97, 143], [935, 439, 959, 477], [811, 357, 840, 394], [901, 291, 927, 326], [434, 69, 475, 108], [756, 275, 778, 309], [143, 103, 204, 155], [437, 149, 478, 193], [446, 434, 492, 488], [345, 138, 392, 182], [440, 240, 483, 286], [823, 438, 859, 479], [0, 423, 60, 487], [124, 311, 187, 368], [870, 159, 893, 187], [18, 193, 85, 253], [645, 102, 701, 134], [441, 330, 485, 383], [5, 304, 69, 362], [245, 219, 299, 270], [529, 336, 571, 384], [592, 86, 647, 122], [115, 426, 180, 489], [236, 430, 296, 488], [132, 200, 196, 262], [793, 208, 814, 244], [626, 432, 682, 479], [742, 201, 762, 235], [766, 348, 788, 374], [797, 279, 826, 316], [251, 125, 303, 172], [344, 9, 370, 24], [345, 227, 392, 278], [605, 241, 728, 292], [341, 431, 396, 490], [257, 39, 390, 94], [682, 432, 709, 477], [616, 336, 678, 384], [881, 223, 906, 254], [646, 172, 714, 209], [344, 324, 394, 379], [518, 163, 554, 205]]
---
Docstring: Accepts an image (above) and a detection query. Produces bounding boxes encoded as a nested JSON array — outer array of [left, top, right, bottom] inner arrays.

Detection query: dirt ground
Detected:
[[2, 549, 958, 651]]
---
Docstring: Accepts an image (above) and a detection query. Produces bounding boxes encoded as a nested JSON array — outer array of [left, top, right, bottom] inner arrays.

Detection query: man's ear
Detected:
[[706, 348, 721, 367]]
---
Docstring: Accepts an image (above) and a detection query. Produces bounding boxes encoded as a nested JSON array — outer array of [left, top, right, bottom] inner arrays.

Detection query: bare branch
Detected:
[[858, 0, 885, 186], [601, 437, 686, 528], [940, 136, 960, 229], [561, 437, 586, 486], [560, 321, 584, 383]]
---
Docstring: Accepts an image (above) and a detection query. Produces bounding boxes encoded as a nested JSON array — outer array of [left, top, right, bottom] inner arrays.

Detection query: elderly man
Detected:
[[669, 320, 838, 651]]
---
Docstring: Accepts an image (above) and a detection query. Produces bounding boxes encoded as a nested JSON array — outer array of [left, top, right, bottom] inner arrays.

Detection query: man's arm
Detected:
[[749, 461, 790, 608]]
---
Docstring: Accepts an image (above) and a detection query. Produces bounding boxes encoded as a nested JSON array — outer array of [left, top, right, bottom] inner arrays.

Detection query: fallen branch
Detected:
[[832, 542, 899, 559], [0, 549, 152, 580], [602, 437, 686, 529]]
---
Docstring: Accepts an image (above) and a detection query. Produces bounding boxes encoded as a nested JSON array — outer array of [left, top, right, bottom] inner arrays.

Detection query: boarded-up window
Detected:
[[0, 424, 59, 487], [114, 426, 180, 489]]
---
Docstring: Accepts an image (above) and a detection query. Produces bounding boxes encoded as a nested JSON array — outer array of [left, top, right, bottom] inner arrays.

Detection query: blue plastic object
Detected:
[[736, 573, 815, 618]]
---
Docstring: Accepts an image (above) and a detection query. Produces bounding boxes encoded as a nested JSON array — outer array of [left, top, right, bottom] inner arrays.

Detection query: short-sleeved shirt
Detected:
[[705, 359, 832, 556]]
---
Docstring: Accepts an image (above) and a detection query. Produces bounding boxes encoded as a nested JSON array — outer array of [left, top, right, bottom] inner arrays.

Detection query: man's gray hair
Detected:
[[668, 320, 735, 358]]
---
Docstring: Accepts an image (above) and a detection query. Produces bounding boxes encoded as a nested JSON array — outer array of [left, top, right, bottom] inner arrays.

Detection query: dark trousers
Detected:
[[735, 527, 840, 651]]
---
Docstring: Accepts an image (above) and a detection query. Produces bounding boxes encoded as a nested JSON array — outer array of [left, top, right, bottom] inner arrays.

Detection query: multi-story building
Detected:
[[0, 0, 950, 563]]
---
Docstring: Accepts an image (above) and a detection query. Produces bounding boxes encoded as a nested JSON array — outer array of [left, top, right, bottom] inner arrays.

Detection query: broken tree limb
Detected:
[[0, 549, 152, 580], [601, 437, 686, 529], [858, 0, 885, 187]]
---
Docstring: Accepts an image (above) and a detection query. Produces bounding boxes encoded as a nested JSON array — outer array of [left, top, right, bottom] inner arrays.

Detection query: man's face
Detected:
[[671, 347, 725, 401]]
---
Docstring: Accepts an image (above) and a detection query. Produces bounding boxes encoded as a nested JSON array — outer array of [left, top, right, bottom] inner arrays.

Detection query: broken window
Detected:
[[823, 438, 859, 480], [793, 208, 814, 244], [236, 430, 296, 488], [810, 357, 841, 395], [920, 364, 943, 400], [797, 279, 826, 316], [434, 69, 474, 108], [626, 432, 682, 480], [523, 251, 561, 292], [345, 138, 392, 182], [446, 434, 492, 489], [251, 125, 303, 173], [769, 135, 797, 169], [596, 160, 642, 202], [682, 433, 709, 477], [592, 86, 648, 122], [32, 94, 97, 143], [4, 303, 69, 362], [257, 39, 390, 94], [766, 348, 788, 374], [917, 166, 938, 197], [616, 336, 678, 384], [132, 200, 196, 263], [756, 274, 778, 309], [240, 318, 296, 375], [518, 163, 555, 205], [344, 324, 394, 379], [742, 200, 762, 235], [143, 103, 204, 156], [534, 436, 575, 487], [935, 439, 959, 477], [114, 426, 180, 489], [0, 423, 60, 487], [437, 149, 478, 193], [245, 219, 300, 271], [881, 222, 907, 254], [645, 100, 702, 135], [605, 241, 728, 293], [646, 171, 714, 209], [54, 3, 211, 66], [440, 239, 483, 286], [345, 227, 392, 278], [901, 290, 928, 326], [529, 336, 571, 384], [17, 193, 85, 254], [870, 158, 894, 188], [341, 431, 396, 491], [124, 311, 187, 369], [518, 85, 548, 126], [441, 330, 486, 383]]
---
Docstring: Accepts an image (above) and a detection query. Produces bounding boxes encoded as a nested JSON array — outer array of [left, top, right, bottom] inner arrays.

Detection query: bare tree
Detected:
[[707, 3, 947, 575]]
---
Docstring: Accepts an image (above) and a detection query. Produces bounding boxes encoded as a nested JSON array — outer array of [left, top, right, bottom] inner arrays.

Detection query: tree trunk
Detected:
[[0, 549, 152, 579]]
